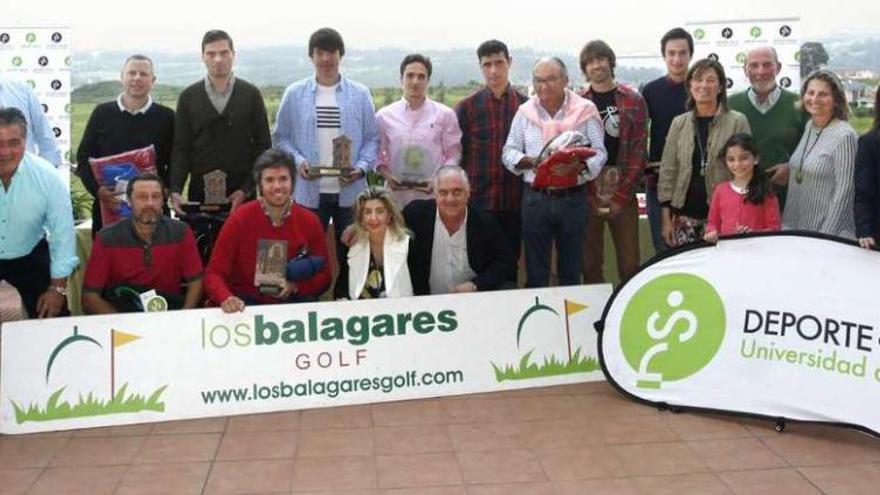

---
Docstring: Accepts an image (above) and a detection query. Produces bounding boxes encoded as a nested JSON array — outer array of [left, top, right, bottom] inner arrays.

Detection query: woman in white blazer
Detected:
[[335, 187, 413, 300]]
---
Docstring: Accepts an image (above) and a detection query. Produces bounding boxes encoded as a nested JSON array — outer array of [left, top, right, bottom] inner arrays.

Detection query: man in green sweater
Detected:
[[729, 46, 807, 208], [170, 30, 271, 212]]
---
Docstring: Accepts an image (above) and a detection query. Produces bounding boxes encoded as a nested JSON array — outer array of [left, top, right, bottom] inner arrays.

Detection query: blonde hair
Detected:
[[352, 187, 409, 241]]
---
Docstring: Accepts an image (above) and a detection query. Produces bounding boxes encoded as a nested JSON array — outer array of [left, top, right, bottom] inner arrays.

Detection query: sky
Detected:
[[6, 0, 880, 56]]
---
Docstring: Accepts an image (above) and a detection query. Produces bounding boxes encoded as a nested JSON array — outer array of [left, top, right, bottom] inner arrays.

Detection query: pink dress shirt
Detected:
[[376, 97, 463, 206]]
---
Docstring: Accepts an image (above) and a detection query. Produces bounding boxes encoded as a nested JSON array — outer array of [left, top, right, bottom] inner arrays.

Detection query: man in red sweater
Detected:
[[204, 149, 331, 313]]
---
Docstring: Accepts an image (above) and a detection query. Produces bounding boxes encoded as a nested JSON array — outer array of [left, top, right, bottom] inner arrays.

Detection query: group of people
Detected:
[[1, 26, 879, 320]]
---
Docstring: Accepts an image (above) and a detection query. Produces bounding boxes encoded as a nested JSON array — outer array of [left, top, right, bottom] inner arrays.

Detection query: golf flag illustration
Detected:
[[111, 329, 141, 397], [564, 300, 588, 361]]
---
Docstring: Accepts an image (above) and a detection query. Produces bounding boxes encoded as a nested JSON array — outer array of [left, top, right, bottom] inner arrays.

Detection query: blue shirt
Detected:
[[0, 77, 62, 166], [273, 75, 379, 208], [0, 152, 78, 278]]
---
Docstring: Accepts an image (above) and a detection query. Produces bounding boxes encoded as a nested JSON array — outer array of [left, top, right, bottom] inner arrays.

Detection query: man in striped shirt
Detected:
[[273, 28, 379, 288]]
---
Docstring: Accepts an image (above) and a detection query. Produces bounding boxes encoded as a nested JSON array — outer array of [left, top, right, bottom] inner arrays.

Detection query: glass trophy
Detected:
[[255, 239, 288, 296], [395, 144, 431, 189], [183, 169, 230, 214]]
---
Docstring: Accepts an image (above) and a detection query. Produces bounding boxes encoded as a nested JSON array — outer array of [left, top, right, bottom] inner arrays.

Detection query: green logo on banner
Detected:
[[64, 103, 72, 113], [751, 26, 762, 38], [620, 273, 725, 389], [65, 56, 71, 66], [794, 51, 802, 62], [736, 52, 747, 64], [27, 79, 36, 88], [12, 56, 22, 67], [694, 28, 706, 40], [26, 32, 36, 43]]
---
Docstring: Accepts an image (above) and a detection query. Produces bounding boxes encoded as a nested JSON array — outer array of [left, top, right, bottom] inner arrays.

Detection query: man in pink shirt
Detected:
[[377, 54, 462, 207]]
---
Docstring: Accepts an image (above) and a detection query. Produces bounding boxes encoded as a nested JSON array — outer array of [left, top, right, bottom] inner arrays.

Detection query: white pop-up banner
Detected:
[[2, 285, 610, 434], [599, 233, 880, 437]]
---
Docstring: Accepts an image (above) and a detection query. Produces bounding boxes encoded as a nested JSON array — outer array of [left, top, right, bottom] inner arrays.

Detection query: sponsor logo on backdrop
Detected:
[[725, 78, 734, 89], [10, 327, 165, 425], [490, 297, 597, 382], [780, 77, 792, 88], [780, 25, 792, 37], [26, 79, 36, 88], [37, 55, 48, 67], [11, 56, 22, 67], [64, 56, 71, 66], [0, 33, 9, 44], [41, 104, 48, 113], [694, 28, 706, 40], [736, 52, 747, 64], [721, 27, 733, 39], [619, 273, 726, 389], [750, 26, 762, 38], [52, 127, 61, 138], [25, 32, 36, 43], [51, 79, 61, 90], [708, 53, 719, 62], [51, 32, 62, 43]]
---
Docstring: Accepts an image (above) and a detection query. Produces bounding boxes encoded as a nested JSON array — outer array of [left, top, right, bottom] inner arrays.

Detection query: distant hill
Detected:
[[72, 45, 664, 90]]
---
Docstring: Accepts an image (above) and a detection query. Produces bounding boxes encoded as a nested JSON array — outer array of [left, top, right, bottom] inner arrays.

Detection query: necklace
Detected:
[[795, 120, 831, 184], [696, 117, 711, 176]]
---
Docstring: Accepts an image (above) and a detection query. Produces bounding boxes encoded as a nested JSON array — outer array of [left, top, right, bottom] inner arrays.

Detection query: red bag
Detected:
[[88, 145, 157, 227], [532, 147, 596, 189]]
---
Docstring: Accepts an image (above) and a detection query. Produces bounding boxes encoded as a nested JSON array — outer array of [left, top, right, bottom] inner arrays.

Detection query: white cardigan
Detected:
[[347, 230, 413, 300]]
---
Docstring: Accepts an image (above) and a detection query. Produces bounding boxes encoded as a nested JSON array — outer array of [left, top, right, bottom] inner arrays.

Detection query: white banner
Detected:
[[2, 285, 610, 434], [687, 17, 801, 94], [0, 25, 71, 165], [599, 234, 880, 437]]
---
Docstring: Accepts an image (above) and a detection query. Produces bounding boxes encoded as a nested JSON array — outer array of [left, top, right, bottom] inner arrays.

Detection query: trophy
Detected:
[[255, 239, 289, 296], [595, 166, 622, 215], [182, 169, 231, 214], [309, 135, 355, 179], [396, 145, 431, 189]]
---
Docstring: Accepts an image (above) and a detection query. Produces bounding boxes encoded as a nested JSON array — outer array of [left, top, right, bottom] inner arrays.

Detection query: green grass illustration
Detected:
[[11, 383, 168, 424], [491, 348, 600, 382]]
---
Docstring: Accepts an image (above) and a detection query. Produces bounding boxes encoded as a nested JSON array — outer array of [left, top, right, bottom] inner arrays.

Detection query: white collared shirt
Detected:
[[429, 210, 476, 294], [746, 86, 782, 115], [116, 94, 153, 115]]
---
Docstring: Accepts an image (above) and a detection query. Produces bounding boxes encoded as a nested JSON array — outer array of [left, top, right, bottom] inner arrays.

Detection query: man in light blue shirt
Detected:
[[0, 76, 62, 166], [273, 27, 379, 289], [0, 108, 78, 318]]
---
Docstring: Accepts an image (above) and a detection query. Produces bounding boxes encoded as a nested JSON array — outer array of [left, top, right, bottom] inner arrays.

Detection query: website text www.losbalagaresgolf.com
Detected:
[[200, 369, 465, 404]]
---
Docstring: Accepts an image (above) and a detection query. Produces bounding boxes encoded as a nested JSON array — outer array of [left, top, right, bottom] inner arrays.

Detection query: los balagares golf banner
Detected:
[[599, 233, 880, 437], [1, 285, 610, 434]]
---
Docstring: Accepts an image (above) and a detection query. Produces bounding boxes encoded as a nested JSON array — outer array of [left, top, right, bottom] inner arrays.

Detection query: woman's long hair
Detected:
[[352, 187, 409, 241], [719, 133, 773, 206]]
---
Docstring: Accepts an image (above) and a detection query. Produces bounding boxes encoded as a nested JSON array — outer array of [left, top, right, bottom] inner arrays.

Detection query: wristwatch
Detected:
[[51, 285, 68, 297]]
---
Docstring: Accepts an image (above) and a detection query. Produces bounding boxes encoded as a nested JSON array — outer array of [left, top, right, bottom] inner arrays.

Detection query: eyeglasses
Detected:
[[532, 75, 561, 86]]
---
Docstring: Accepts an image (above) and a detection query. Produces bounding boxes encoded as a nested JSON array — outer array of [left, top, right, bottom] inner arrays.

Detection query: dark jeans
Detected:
[[645, 185, 668, 254], [310, 194, 354, 290], [522, 187, 587, 288], [489, 209, 522, 284], [0, 239, 69, 319]]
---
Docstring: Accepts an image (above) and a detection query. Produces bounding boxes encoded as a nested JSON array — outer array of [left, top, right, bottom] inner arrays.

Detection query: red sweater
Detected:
[[706, 182, 781, 235], [204, 200, 331, 304]]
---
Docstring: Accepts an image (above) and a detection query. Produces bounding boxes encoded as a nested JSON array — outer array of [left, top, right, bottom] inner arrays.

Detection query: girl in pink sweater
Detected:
[[704, 134, 781, 242]]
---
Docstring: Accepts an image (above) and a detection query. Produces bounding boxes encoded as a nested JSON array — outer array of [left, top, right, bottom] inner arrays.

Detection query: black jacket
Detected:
[[403, 199, 515, 295], [855, 130, 880, 241]]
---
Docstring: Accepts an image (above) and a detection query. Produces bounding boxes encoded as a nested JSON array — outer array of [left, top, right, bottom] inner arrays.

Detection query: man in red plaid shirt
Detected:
[[455, 40, 528, 272], [577, 40, 647, 284]]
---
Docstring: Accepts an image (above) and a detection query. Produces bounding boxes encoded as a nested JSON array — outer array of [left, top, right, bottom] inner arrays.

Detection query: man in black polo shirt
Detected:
[[77, 54, 175, 235]]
